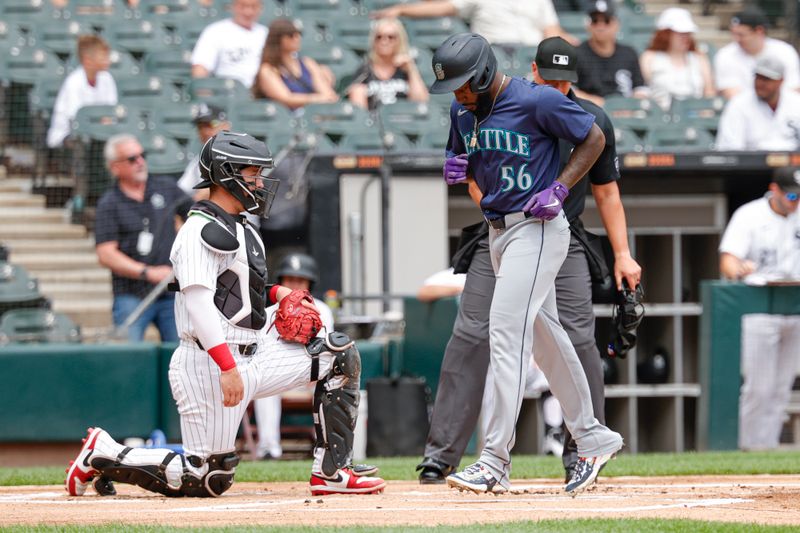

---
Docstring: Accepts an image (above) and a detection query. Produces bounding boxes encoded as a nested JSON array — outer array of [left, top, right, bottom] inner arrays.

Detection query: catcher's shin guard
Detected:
[[90, 448, 184, 497], [179, 452, 239, 497], [310, 332, 361, 476]]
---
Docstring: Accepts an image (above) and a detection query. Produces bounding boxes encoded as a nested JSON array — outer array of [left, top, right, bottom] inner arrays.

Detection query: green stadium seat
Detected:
[[619, 32, 652, 54], [64, 49, 143, 79], [0, 262, 48, 317], [559, 11, 588, 35], [417, 128, 448, 152], [411, 46, 434, 85], [70, 104, 144, 142], [0, 20, 29, 50], [0, 0, 56, 31], [115, 75, 183, 108], [377, 100, 448, 140], [332, 17, 374, 55], [150, 101, 199, 143], [105, 19, 177, 54], [670, 96, 725, 134], [268, 130, 337, 155], [603, 96, 669, 135], [406, 17, 470, 50], [624, 12, 656, 35], [30, 20, 88, 58], [491, 44, 515, 72], [174, 19, 209, 50], [143, 49, 193, 85], [258, 0, 293, 19], [186, 77, 252, 107], [644, 124, 715, 153], [136, 0, 201, 28], [63, 0, 138, 29], [300, 102, 373, 139], [1, 46, 66, 85], [230, 100, 296, 142], [337, 128, 415, 151], [613, 126, 645, 153], [286, 0, 359, 19], [140, 131, 189, 175], [302, 43, 362, 92], [0, 308, 81, 344]]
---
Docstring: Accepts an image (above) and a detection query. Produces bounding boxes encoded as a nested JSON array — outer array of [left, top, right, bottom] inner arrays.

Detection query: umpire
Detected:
[[417, 37, 642, 483]]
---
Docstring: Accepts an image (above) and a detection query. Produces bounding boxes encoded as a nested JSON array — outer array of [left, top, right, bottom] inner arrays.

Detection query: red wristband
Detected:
[[207, 342, 236, 372], [269, 284, 283, 305]]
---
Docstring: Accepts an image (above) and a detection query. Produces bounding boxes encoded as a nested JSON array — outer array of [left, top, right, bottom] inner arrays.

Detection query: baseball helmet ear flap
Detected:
[[469, 41, 497, 93], [429, 33, 498, 94]]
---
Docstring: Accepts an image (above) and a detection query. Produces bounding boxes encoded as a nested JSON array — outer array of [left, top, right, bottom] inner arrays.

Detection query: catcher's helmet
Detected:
[[277, 253, 319, 287], [196, 131, 278, 217], [429, 33, 497, 94]]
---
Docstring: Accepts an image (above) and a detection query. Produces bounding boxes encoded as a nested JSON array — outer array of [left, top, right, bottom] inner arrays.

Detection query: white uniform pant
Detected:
[[254, 395, 283, 459], [739, 314, 800, 450], [169, 328, 332, 460], [479, 214, 621, 488]]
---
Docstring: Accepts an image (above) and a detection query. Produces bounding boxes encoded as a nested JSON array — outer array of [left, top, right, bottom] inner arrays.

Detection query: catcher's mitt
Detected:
[[274, 289, 322, 344]]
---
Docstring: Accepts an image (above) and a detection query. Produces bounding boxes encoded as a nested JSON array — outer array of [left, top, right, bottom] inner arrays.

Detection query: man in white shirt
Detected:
[[713, 7, 800, 100], [718, 167, 800, 450], [372, 0, 569, 47], [715, 54, 800, 151], [47, 35, 117, 148], [191, 0, 267, 88]]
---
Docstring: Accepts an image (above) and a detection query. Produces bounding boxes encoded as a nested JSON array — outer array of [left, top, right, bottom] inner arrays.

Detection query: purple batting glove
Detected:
[[523, 181, 569, 221], [443, 153, 469, 185]]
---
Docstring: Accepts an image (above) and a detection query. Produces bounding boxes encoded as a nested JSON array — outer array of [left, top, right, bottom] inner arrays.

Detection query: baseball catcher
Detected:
[[66, 132, 385, 497]]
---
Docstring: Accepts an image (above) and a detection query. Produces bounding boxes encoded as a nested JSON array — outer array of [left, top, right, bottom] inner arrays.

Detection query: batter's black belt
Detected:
[[486, 211, 534, 230], [194, 339, 257, 356]]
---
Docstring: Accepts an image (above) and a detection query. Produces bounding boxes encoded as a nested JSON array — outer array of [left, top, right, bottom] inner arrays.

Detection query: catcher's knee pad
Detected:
[[313, 383, 359, 477], [307, 331, 360, 384], [179, 452, 239, 498], [90, 448, 183, 497]]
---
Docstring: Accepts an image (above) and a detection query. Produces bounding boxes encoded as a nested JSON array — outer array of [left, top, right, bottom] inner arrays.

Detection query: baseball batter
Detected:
[[65, 132, 385, 498], [430, 33, 623, 494]]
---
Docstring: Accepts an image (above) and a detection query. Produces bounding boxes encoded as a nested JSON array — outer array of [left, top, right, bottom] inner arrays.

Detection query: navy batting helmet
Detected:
[[276, 253, 319, 287], [197, 131, 278, 217], [429, 33, 497, 94]]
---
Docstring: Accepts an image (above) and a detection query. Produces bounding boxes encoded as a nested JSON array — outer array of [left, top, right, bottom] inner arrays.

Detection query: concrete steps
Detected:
[[2, 223, 87, 239], [0, 192, 45, 208], [38, 282, 113, 300], [2, 238, 96, 253], [52, 299, 113, 328], [10, 252, 101, 271], [0, 207, 70, 224], [34, 269, 110, 284]]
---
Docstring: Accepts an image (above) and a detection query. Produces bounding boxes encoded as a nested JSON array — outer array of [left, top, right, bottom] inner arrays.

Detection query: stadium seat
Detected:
[[301, 102, 373, 134], [230, 100, 296, 143], [0, 0, 56, 31], [174, 19, 209, 50], [411, 46, 434, 86], [558, 11, 588, 39], [603, 96, 669, 135], [67, 49, 144, 78], [143, 49, 193, 85], [115, 75, 183, 108], [0, 21, 29, 50], [644, 124, 715, 152], [1, 46, 66, 85], [70, 104, 144, 142], [186, 77, 252, 107], [258, 0, 293, 19], [29, 76, 66, 180], [0, 262, 49, 318], [337, 128, 415, 151], [30, 20, 87, 59], [332, 17, 375, 55], [285, 0, 360, 20], [140, 131, 189, 175], [406, 17, 470, 51], [150, 101, 198, 143], [62, 0, 138, 29], [302, 43, 362, 92], [377, 101, 448, 141], [670, 96, 725, 134], [136, 0, 200, 28], [613, 126, 645, 153], [624, 12, 656, 36], [0, 308, 81, 344], [105, 20, 176, 54], [417, 129, 448, 152]]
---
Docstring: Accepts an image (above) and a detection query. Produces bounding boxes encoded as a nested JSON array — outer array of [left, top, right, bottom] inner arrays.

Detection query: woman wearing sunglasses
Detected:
[[347, 18, 429, 110]]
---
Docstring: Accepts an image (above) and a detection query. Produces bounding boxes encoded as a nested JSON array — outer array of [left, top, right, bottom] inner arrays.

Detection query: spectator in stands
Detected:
[[371, 0, 572, 47], [718, 166, 800, 450], [254, 253, 333, 460], [715, 54, 800, 151], [714, 6, 800, 100], [639, 8, 714, 111], [47, 35, 117, 149], [347, 18, 429, 110], [95, 134, 189, 342], [252, 18, 339, 110], [177, 103, 231, 199], [574, 0, 648, 107], [191, 0, 267, 89]]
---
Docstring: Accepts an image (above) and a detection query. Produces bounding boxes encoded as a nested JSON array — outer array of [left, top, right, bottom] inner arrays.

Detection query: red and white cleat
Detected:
[[65, 427, 103, 496], [309, 468, 386, 495]]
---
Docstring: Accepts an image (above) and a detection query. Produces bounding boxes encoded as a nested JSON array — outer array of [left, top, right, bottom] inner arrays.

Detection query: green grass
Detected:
[[2, 450, 799, 486], [0, 520, 797, 532]]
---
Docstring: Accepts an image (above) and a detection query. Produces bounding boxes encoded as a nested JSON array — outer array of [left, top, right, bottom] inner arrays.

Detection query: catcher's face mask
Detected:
[[607, 281, 645, 359], [222, 163, 279, 218]]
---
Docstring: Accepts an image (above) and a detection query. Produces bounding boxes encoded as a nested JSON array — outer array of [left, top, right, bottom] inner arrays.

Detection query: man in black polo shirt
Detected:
[[416, 37, 642, 485], [574, 0, 648, 106], [95, 133, 189, 342]]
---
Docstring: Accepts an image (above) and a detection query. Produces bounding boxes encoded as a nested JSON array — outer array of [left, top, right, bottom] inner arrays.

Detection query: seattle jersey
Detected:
[[446, 77, 595, 220]]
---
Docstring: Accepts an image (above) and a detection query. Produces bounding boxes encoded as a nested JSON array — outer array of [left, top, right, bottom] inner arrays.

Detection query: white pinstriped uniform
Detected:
[[169, 214, 333, 459]]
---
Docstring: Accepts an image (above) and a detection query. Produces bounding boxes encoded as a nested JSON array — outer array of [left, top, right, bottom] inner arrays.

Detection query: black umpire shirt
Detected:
[[560, 89, 620, 223], [95, 175, 189, 298]]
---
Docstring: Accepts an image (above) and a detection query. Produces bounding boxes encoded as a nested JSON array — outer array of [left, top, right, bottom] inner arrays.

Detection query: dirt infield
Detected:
[[2, 475, 799, 527]]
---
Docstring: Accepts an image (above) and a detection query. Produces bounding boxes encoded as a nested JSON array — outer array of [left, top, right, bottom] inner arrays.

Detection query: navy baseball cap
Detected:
[[731, 7, 769, 29], [535, 37, 579, 83], [586, 0, 616, 17], [774, 167, 800, 194]]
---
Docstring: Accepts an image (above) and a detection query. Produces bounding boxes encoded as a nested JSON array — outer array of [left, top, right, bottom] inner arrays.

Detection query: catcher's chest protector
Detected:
[[193, 201, 268, 330]]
